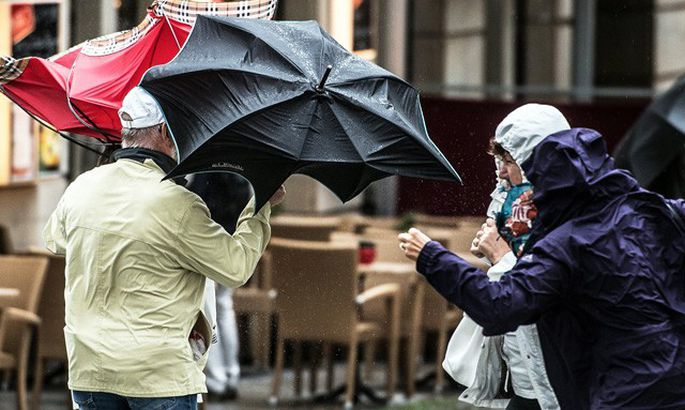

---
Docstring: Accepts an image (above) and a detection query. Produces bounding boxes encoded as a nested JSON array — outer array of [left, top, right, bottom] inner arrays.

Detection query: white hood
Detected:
[[494, 103, 570, 166]]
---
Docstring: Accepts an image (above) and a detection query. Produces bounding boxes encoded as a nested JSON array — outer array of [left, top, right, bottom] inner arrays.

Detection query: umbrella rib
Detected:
[[328, 89, 419, 140], [202, 16, 310, 79], [147, 67, 309, 89], [328, 90, 460, 182], [323, 99, 382, 169], [330, 74, 416, 91], [327, 95, 461, 183]]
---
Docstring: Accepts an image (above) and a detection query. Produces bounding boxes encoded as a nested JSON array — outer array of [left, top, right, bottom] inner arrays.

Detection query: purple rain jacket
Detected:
[[417, 128, 685, 409]]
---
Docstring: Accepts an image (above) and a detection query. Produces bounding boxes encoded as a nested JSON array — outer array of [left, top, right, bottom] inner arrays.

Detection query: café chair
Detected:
[[0, 255, 48, 410]]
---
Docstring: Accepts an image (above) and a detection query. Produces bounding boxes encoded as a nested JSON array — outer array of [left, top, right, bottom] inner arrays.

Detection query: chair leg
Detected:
[[259, 314, 272, 369], [435, 322, 449, 393], [269, 333, 285, 405], [344, 338, 359, 409], [293, 341, 303, 398], [248, 315, 262, 368], [407, 281, 425, 398], [386, 299, 400, 400], [323, 343, 334, 392], [309, 343, 319, 395], [363, 340, 376, 380], [406, 334, 420, 397], [31, 356, 44, 410], [17, 329, 31, 410], [2, 369, 10, 390]]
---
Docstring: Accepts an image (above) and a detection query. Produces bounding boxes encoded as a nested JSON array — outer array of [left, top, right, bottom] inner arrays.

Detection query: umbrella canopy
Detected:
[[140, 15, 461, 209], [0, 0, 278, 143], [614, 76, 685, 189]]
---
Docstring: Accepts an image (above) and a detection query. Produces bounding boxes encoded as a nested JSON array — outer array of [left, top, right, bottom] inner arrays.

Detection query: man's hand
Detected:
[[269, 186, 286, 206], [476, 224, 511, 265], [470, 218, 495, 258], [397, 228, 432, 261]]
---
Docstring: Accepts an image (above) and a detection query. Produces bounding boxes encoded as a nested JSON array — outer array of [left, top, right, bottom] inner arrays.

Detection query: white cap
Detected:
[[494, 103, 570, 166], [118, 86, 165, 129]]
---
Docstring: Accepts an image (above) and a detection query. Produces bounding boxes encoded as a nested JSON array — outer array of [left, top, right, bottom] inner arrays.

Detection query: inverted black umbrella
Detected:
[[614, 76, 685, 192], [141, 15, 461, 209]]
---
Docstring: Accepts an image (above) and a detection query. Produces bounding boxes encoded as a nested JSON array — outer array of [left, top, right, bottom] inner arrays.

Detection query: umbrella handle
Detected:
[[315, 65, 333, 93]]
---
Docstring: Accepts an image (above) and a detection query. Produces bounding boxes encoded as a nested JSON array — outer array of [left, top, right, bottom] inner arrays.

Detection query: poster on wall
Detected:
[[9, 3, 61, 182], [38, 125, 62, 174]]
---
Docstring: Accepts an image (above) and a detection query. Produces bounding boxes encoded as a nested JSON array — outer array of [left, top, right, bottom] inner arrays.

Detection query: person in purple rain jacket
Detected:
[[398, 124, 685, 409]]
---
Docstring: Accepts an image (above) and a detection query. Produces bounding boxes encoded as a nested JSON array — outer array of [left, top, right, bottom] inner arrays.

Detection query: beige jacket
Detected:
[[43, 158, 270, 397]]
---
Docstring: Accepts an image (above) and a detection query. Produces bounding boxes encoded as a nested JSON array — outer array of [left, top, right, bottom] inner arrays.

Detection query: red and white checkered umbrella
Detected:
[[0, 0, 278, 144]]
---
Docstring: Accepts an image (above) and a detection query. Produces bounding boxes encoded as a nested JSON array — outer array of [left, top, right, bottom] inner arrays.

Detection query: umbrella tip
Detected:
[[315, 65, 333, 93]]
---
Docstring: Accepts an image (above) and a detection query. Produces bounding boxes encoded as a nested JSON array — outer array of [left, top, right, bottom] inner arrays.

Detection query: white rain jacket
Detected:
[[444, 104, 569, 409]]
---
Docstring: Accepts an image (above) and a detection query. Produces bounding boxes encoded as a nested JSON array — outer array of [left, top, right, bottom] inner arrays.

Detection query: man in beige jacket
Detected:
[[43, 87, 285, 410]]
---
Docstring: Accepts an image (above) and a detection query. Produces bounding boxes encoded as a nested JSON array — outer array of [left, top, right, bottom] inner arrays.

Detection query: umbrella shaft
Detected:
[[316, 65, 333, 92]]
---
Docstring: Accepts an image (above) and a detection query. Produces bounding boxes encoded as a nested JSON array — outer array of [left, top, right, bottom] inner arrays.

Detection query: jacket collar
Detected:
[[111, 148, 187, 186]]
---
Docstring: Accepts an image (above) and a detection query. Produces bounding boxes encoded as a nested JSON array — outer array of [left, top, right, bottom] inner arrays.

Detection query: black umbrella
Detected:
[[140, 15, 461, 209], [614, 76, 685, 191]]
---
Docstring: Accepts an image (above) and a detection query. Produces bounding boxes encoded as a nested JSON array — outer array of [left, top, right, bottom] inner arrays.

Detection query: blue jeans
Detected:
[[72, 391, 198, 410]]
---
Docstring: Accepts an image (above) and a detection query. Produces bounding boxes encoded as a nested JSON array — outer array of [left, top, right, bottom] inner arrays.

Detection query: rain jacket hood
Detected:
[[494, 103, 570, 167], [521, 128, 643, 239], [488, 103, 570, 216]]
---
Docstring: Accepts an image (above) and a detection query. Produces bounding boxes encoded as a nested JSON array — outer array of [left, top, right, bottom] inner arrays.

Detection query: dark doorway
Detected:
[[595, 0, 654, 88]]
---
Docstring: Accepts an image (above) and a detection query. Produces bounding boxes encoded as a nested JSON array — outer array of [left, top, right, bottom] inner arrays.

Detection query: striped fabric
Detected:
[[1, 1, 279, 82], [82, 15, 159, 56], [0, 55, 29, 85], [82, 0, 278, 56], [155, 0, 279, 24]]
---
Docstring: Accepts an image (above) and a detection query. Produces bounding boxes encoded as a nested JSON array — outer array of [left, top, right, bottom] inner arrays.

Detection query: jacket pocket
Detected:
[[189, 310, 212, 367]]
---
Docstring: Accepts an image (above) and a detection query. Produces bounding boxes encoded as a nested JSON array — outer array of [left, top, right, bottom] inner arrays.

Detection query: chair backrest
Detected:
[[0, 255, 48, 358], [362, 271, 421, 336], [269, 238, 358, 341], [270, 215, 341, 241], [361, 236, 406, 263], [0, 255, 48, 313], [35, 254, 67, 359]]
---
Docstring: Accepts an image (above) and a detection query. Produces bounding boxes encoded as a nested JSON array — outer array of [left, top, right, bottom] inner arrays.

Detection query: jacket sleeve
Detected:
[[417, 240, 571, 336], [174, 196, 271, 288], [42, 196, 67, 255]]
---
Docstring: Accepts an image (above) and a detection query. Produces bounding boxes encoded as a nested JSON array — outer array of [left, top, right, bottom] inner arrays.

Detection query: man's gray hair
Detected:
[[121, 125, 162, 148]]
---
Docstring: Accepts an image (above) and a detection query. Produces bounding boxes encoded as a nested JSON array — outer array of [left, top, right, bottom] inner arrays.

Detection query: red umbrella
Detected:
[[0, 0, 278, 145]]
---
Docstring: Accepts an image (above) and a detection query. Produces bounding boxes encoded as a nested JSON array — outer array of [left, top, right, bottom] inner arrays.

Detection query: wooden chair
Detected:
[[28, 252, 67, 410], [0, 255, 48, 410], [421, 281, 463, 392], [354, 233, 424, 398], [360, 267, 424, 398], [270, 215, 341, 241], [233, 251, 277, 369], [268, 239, 400, 409]]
